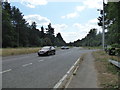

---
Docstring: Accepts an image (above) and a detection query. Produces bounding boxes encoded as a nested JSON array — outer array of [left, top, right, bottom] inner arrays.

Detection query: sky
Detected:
[[7, 0, 106, 43]]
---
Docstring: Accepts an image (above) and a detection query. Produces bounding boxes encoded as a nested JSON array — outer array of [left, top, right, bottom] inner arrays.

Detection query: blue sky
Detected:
[[8, 0, 104, 43]]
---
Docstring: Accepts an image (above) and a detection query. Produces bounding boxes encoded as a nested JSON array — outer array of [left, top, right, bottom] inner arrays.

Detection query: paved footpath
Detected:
[[67, 52, 98, 88]]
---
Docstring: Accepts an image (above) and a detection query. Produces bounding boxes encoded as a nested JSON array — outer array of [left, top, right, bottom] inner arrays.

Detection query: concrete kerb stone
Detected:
[[53, 55, 83, 89]]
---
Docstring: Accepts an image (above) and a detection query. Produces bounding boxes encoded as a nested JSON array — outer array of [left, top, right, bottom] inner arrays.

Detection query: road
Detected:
[[2, 47, 93, 88], [67, 52, 98, 88]]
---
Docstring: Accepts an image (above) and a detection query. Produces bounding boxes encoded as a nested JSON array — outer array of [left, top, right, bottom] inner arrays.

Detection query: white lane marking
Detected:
[[65, 74, 74, 88], [22, 63, 32, 67], [38, 59, 44, 62], [67, 66, 74, 74], [0, 69, 12, 74], [53, 58, 80, 88]]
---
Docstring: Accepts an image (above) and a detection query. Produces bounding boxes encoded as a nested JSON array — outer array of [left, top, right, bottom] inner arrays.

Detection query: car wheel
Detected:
[[53, 52, 55, 55], [47, 52, 51, 56], [38, 53, 40, 56]]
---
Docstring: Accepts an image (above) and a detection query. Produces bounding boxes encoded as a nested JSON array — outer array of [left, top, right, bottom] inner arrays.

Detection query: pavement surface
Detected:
[[2, 47, 94, 88], [67, 52, 98, 88]]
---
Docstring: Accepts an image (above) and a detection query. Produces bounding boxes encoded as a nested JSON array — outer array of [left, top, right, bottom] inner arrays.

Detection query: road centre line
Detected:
[[22, 63, 32, 67], [0, 69, 12, 74]]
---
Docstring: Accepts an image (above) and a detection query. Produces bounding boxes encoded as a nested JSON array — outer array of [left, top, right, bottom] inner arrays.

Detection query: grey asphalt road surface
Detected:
[[67, 52, 98, 88], [2, 47, 94, 88]]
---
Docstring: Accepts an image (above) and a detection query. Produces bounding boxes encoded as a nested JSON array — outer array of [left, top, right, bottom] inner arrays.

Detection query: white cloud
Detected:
[[76, 6, 85, 12], [83, 0, 102, 9], [73, 22, 101, 34], [88, 18, 99, 24], [61, 0, 103, 19], [26, 4, 35, 8], [61, 5, 85, 19], [9, 0, 103, 9], [72, 18, 102, 41], [55, 18, 101, 43], [53, 24, 68, 34], [24, 14, 51, 27], [62, 32, 81, 43], [73, 23, 90, 38], [61, 12, 78, 19], [20, 0, 47, 8], [7, 0, 48, 8], [53, 24, 79, 42]]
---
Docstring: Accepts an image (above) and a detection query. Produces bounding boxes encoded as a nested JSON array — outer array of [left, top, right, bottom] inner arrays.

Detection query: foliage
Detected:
[[3, 2, 119, 48], [2, 2, 66, 48], [68, 28, 102, 47], [92, 51, 119, 89], [104, 2, 120, 46], [74, 2, 120, 48]]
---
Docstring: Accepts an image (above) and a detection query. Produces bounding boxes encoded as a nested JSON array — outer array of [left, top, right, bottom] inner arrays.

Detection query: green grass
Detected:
[[82, 46, 102, 49], [92, 50, 120, 89], [93, 50, 120, 74], [1, 47, 41, 57]]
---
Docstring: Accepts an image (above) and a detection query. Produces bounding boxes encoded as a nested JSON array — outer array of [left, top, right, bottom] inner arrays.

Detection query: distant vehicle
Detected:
[[38, 46, 56, 56], [61, 46, 69, 49], [54, 46, 57, 48]]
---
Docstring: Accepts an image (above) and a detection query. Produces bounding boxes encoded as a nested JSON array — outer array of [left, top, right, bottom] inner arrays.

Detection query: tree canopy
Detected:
[[104, 2, 120, 46], [70, 2, 120, 47], [2, 2, 66, 48], [67, 28, 102, 47], [2, 2, 119, 48]]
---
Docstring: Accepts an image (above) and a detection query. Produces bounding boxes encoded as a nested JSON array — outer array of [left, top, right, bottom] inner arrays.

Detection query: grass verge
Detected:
[[73, 53, 87, 76], [82, 46, 102, 50], [92, 50, 120, 89], [1, 47, 41, 57]]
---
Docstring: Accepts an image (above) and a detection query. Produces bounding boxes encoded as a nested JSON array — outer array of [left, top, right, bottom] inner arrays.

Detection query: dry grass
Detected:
[[82, 46, 102, 50], [0, 48, 2, 56], [80, 53, 87, 62], [1, 47, 41, 56], [92, 50, 120, 89]]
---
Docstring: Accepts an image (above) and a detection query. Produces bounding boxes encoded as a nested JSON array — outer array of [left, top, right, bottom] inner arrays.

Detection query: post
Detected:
[[102, 0, 105, 50]]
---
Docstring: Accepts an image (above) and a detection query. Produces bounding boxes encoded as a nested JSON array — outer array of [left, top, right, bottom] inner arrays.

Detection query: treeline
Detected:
[[67, 28, 102, 47], [104, 2, 120, 47], [2, 2, 66, 48], [68, 2, 120, 47]]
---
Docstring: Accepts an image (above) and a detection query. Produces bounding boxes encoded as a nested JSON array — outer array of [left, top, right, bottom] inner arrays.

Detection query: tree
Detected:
[[46, 23, 54, 35], [103, 2, 120, 46], [31, 22, 37, 30], [98, 16, 103, 26], [2, 2, 67, 48], [2, 2, 16, 47], [41, 26, 45, 38], [43, 37, 52, 46], [45, 23, 55, 45], [56, 33, 66, 46], [11, 6, 29, 47], [68, 28, 101, 47]]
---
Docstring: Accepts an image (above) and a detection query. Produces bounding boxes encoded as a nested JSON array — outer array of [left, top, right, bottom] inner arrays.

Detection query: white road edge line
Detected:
[[53, 58, 80, 88], [65, 74, 74, 88], [38, 59, 44, 62], [0, 69, 12, 74], [22, 63, 32, 67]]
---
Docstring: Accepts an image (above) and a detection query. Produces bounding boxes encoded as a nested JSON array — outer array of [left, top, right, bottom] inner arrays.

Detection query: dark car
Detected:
[[38, 46, 56, 56], [61, 46, 69, 49]]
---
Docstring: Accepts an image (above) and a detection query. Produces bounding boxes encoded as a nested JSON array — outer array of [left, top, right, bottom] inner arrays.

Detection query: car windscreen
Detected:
[[41, 47, 50, 50]]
